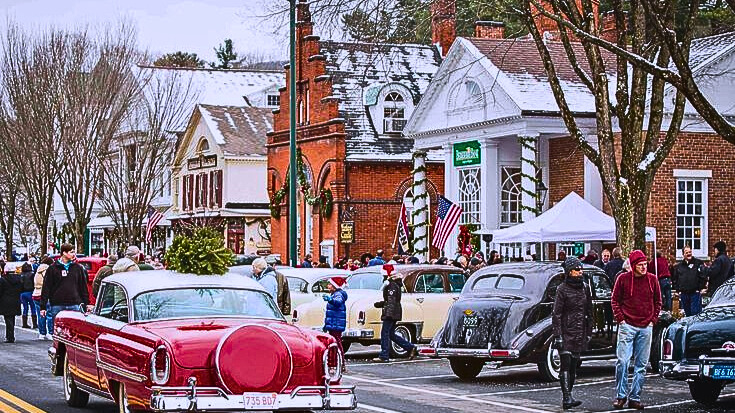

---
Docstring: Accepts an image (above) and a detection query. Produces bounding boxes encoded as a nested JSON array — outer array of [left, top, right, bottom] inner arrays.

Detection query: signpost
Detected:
[[340, 222, 354, 244]]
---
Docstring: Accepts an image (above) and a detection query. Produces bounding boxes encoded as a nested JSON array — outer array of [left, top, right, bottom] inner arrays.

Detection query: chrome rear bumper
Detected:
[[150, 384, 357, 411], [660, 355, 735, 381], [419, 345, 519, 359]]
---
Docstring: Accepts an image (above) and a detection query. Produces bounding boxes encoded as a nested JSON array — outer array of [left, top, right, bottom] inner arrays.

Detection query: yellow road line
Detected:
[[0, 399, 22, 413], [0, 389, 46, 413]]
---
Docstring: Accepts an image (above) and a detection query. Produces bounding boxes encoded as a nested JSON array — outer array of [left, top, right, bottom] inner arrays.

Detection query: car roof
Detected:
[[351, 264, 463, 274], [103, 270, 267, 298], [465, 261, 604, 296], [278, 268, 350, 282]]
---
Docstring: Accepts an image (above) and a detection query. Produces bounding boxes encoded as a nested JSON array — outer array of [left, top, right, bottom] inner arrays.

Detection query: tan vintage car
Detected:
[[292, 265, 467, 357]]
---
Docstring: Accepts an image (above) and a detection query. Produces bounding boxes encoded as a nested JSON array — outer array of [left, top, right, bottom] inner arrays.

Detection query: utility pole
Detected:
[[288, 0, 298, 266]]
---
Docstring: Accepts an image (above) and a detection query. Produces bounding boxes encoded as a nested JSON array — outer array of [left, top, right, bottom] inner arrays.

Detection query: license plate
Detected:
[[711, 365, 735, 380], [463, 315, 479, 328], [243, 393, 278, 410]]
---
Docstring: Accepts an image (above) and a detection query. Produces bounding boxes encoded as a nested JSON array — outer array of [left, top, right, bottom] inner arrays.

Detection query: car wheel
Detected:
[[537, 340, 561, 381], [63, 355, 89, 407], [688, 378, 724, 405], [390, 325, 413, 358], [449, 358, 484, 380]]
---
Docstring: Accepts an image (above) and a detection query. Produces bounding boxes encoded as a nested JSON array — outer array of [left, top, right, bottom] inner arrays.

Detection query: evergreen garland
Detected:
[[165, 227, 235, 275], [269, 147, 334, 219], [517, 136, 541, 218]]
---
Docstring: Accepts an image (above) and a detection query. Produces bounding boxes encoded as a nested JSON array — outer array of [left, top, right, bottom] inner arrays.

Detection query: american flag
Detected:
[[432, 196, 462, 251], [145, 207, 164, 243]]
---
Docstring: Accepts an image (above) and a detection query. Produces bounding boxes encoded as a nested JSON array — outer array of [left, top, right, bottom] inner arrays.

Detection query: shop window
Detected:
[[500, 167, 522, 226], [676, 178, 707, 257], [458, 168, 481, 224]]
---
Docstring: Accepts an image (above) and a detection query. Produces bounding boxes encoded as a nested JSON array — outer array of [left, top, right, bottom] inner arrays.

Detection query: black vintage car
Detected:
[[659, 277, 735, 405], [421, 262, 673, 381]]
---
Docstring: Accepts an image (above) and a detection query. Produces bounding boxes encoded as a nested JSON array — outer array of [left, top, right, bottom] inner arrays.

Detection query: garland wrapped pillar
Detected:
[[519, 134, 540, 223], [412, 150, 429, 262]]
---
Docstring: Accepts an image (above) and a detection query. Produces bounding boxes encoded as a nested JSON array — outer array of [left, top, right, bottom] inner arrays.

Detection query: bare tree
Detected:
[[55, 22, 146, 251], [14, 196, 39, 256], [0, 153, 20, 260], [0, 24, 68, 255], [97, 67, 197, 248]]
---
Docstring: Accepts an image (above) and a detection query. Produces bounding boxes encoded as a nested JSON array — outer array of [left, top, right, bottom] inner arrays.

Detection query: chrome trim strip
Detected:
[[55, 336, 95, 354], [76, 381, 114, 401], [97, 359, 147, 383]]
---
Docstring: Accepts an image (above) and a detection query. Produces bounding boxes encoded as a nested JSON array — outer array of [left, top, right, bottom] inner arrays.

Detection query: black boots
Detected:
[[560, 371, 582, 409], [21, 315, 30, 329], [31, 314, 38, 329]]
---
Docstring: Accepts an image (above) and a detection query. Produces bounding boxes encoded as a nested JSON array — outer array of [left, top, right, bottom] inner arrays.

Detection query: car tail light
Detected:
[[662, 339, 673, 360], [322, 343, 343, 384], [418, 346, 436, 356], [150, 345, 170, 385], [357, 311, 365, 325], [292, 310, 298, 323]]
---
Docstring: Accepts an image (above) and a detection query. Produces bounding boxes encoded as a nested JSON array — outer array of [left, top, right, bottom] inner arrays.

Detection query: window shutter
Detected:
[[195, 174, 201, 208], [216, 170, 223, 207], [202, 173, 208, 209], [208, 171, 215, 207], [182, 175, 188, 211]]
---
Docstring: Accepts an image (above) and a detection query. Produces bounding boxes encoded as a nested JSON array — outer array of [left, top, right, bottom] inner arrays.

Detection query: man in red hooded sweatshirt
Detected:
[[611, 250, 662, 410]]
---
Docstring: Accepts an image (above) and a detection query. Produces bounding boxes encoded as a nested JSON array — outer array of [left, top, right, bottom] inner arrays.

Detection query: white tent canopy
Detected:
[[491, 192, 655, 244]]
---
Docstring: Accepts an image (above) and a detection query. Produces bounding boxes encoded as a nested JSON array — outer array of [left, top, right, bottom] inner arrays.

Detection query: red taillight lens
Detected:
[[490, 350, 511, 358], [418, 347, 436, 356], [662, 339, 673, 360]]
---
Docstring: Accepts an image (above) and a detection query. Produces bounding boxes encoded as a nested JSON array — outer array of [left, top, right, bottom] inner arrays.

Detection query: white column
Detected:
[[519, 134, 539, 223], [583, 135, 603, 210], [443, 144, 457, 257], [480, 140, 499, 254], [412, 150, 429, 263]]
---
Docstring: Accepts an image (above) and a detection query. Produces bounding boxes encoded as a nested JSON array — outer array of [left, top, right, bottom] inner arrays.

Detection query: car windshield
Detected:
[[133, 288, 282, 321], [467, 273, 525, 293], [710, 283, 735, 306], [346, 272, 384, 290]]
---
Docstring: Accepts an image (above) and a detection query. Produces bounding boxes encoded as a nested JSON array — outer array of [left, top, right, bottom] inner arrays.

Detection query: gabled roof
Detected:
[[687, 31, 735, 71], [198, 105, 272, 157], [320, 41, 442, 158], [137, 65, 284, 107]]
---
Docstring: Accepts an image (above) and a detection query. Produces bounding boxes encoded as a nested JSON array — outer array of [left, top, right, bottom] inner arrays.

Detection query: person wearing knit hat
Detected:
[[611, 250, 661, 410], [705, 240, 732, 297], [552, 255, 590, 409], [92, 255, 118, 298], [372, 264, 417, 362], [323, 276, 349, 368]]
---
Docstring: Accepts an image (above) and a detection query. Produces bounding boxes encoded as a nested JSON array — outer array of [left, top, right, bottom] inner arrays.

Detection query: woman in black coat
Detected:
[[552, 256, 593, 410], [0, 270, 23, 343]]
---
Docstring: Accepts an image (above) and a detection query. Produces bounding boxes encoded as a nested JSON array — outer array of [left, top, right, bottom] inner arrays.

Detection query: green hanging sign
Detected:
[[453, 140, 481, 167]]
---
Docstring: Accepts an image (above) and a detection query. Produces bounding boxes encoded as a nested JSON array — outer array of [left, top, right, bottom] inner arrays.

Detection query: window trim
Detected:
[[675, 175, 708, 259], [500, 166, 522, 227], [458, 167, 481, 225]]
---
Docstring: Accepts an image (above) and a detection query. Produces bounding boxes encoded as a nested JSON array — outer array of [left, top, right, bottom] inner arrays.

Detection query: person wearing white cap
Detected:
[[323, 277, 348, 364]]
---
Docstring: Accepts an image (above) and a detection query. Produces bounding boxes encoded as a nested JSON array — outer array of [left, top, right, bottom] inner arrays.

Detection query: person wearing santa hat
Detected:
[[372, 264, 418, 362], [323, 277, 349, 364]]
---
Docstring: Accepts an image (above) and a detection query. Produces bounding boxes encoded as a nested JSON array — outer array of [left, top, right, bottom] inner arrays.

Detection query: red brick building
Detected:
[[266, 1, 444, 264]]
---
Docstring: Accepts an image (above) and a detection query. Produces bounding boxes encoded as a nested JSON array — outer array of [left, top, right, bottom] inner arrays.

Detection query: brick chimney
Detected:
[[600, 11, 624, 42], [431, 0, 456, 56], [532, 0, 599, 41], [474, 21, 505, 39]]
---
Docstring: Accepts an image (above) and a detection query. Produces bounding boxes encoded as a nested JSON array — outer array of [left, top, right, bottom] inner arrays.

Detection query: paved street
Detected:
[[0, 320, 734, 413]]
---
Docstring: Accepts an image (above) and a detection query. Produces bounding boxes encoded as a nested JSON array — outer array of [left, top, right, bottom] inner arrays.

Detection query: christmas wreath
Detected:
[[269, 147, 333, 219]]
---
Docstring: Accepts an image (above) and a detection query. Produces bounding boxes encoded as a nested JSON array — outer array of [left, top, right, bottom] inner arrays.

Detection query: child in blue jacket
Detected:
[[323, 277, 348, 365]]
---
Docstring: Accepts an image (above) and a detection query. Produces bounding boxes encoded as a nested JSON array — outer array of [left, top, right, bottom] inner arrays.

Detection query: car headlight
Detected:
[[150, 345, 170, 385]]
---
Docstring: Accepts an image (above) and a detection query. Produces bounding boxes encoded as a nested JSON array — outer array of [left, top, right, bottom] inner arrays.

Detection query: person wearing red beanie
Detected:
[[611, 250, 662, 410]]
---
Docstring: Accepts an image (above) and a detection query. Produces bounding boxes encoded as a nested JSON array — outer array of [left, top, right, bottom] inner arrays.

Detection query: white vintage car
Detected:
[[292, 265, 466, 357], [280, 268, 351, 310]]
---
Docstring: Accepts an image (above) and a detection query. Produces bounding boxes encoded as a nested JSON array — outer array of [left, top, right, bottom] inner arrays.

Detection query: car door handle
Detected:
[[416, 298, 424, 303]]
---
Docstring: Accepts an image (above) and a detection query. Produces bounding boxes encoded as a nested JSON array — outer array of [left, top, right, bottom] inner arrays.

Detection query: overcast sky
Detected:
[[2, 0, 291, 63]]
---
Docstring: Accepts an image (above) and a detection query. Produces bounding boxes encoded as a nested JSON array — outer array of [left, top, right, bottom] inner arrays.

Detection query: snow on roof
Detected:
[[320, 41, 442, 158], [198, 105, 272, 157], [687, 31, 735, 71]]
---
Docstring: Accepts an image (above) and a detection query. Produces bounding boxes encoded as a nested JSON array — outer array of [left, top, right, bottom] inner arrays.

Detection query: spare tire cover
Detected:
[[215, 325, 293, 394]]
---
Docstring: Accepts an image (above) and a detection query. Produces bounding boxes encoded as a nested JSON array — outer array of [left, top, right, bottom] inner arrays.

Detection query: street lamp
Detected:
[[288, 0, 298, 267], [536, 180, 548, 212]]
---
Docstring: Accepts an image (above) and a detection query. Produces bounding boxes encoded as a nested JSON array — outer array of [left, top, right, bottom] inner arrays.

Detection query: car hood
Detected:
[[681, 305, 735, 358], [139, 318, 314, 369], [437, 296, 517, 349]]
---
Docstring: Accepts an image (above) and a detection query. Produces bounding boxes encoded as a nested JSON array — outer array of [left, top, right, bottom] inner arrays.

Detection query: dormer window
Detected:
[[383, 92, 406, 134], [267, 94, 280, 107], [465, 81, 483, 105], [196, 138, 210, 154]]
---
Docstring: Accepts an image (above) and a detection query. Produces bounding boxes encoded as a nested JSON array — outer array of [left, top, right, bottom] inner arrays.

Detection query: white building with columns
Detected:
[[404, 36, 605, 259]]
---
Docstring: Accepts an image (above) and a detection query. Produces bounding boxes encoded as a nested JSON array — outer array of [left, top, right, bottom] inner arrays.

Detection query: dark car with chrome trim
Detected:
[[48, 270, 356, 412], [659, 277, 735, 405], [420, 262, 673, 381]]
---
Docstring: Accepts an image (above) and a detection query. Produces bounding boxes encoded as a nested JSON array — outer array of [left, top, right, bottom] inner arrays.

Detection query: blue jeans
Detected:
[[379, 319, 414, 360], [20, 292, 33, 316], [659, 278, 672, 311], [47, 304, 83, 325], [679, 291, 702, 316], [615, 323, 652, 402], [33, 300, 53, 335]]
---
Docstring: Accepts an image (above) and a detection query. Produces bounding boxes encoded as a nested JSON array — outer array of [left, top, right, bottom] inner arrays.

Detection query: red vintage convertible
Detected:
[[48, 270, 356, 412]]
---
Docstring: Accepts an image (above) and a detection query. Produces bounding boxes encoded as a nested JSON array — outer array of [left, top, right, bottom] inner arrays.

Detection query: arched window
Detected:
[[500, 167, 522, 225], [196, 138, 209, 153], [458, 168, 481, 224], [298, 100, 304, 125], [383, 91, 406, 133], [465, 81, 483, 105]]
